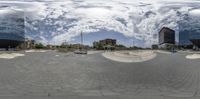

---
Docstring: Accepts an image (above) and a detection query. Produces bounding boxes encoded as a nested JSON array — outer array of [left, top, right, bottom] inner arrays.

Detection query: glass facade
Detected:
[[0, 11, 25, 41], [178, 20, 193, 46], [179, 30, 193, 46], [189, 32, 200, 47], [159, 27, 175, 44], [190, 32, 200, 40], [0, 10, 25, 48], [178, 16, 200, 48]]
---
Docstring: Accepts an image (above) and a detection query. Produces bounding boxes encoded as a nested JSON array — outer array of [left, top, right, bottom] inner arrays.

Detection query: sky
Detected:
[[0, 0, 200, 47]]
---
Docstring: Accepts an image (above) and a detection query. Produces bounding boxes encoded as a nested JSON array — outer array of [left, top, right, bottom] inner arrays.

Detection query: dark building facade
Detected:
[[189, 32, 200, 48], [178, 14, 200, 49], [159, 27, 175, 45], [179, 30, 193, 48], [178, 21, 193, 48], [0, 10, 25, 49]]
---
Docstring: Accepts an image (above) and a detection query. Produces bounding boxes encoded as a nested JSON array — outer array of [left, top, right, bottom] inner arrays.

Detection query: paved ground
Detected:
[[0, 50, 200, 99]]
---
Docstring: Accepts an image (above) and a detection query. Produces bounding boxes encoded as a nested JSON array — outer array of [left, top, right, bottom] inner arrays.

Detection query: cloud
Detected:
[[1, 0, 200, 47]]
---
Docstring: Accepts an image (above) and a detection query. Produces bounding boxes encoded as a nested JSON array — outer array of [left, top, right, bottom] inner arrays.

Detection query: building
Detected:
[[189, 32, 200, 49], [0, 10, 25, 50], [178, 22, 193, 49], [99, 39, 117, 46], [159, 27, 175, 44], [93, 38, 117, 50], [23, 39, 35, 49], [179, 30, 193, 49], [158, 27, 175, 50], [177, 32, 200, 50], [177, 20, 200, 49]]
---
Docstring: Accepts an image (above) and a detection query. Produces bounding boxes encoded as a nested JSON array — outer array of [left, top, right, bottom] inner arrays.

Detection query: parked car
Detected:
[[170, 48, 177, 53], [74, 49, 87, 54]]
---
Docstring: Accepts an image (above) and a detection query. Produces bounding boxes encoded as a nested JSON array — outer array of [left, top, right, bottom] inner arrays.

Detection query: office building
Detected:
[[189, 32, 200, 48], [0, 10, 25, 50], [159, 27, 175, 45], [158, 27, 175, 50]]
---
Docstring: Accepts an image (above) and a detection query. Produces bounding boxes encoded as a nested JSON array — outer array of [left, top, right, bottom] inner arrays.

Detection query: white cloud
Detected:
[[190, 9, 200, 16], [1, 0, 200, 47], [0, 9, 12, 14]]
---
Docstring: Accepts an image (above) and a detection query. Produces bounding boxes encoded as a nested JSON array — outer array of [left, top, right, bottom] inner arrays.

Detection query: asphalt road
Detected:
[[0, 51, 200, 99]]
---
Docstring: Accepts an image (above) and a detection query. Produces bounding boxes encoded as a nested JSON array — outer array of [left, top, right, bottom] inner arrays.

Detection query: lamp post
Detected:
[[80, 31, 83, 51]]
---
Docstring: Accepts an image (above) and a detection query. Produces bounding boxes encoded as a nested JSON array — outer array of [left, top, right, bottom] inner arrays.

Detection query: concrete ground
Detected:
[[0, 50, 200, 99]]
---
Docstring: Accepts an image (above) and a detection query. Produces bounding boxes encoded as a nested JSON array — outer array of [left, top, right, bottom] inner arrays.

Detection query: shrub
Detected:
[[35, 43, 45, 49]]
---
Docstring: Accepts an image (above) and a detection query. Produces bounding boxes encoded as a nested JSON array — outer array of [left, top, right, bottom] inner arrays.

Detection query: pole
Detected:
[[81, 32, 83, 46], [80, 32, 83, 50]]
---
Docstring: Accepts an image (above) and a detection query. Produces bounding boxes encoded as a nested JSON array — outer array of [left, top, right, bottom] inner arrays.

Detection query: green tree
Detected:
[[35, 43, 45, 49]]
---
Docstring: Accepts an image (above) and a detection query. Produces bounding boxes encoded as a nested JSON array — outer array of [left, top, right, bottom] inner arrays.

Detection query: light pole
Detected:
[[81, 32, 83, 46], [80, 31, 83, 50]]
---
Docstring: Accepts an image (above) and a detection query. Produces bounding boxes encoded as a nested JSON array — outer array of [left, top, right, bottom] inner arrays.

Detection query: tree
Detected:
[[35, 43, 45, 49], [116, 44, 126, 50]]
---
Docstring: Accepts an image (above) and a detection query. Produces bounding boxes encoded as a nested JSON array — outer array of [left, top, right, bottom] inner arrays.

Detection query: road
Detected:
[[0, 50, 200, 99]]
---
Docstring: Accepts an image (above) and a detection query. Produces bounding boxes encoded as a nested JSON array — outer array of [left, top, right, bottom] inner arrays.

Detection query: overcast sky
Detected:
[[0, 0, 200, 47]]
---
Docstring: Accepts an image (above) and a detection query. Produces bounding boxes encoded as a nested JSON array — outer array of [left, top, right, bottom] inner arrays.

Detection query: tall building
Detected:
[[178, 21, 193, 48], [0, 10, 25, 49], [190, 32, 200, 48], [159, 27, 175, 45], [178, 30, 193, 48], [158, 27, 176, 50]]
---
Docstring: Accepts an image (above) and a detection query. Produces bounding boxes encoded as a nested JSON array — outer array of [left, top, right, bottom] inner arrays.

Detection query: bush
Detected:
[[35, 43, 45, 49]]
